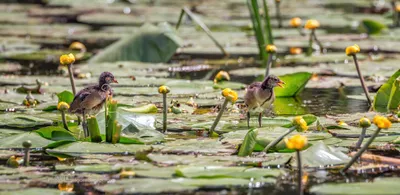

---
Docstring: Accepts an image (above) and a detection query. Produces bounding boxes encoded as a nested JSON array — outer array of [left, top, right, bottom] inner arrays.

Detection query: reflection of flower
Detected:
[[265, 44, 277, 53], [292, 116, 308, 132], [304, 19, 320, 30], [59, 53, 75, 65], [373, 115, 391, 129], [290, 17, 302, 28], [57, 102, 70, 111], [214, 71, 230, 83], [221, 88, 238, 103], [345, 44, 360, 56], [359, 117, 371, 128], [158, 85, 170, 94], [284, 134, 308, 150]]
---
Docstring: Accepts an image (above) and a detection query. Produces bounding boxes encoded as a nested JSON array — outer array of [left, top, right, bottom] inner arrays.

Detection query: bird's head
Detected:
[[261, 75, 285, 89], [99, 72, 118, 85]]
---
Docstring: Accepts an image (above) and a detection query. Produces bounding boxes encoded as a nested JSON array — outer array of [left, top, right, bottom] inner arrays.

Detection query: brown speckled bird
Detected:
[[244, 75, 284, 128], [69, 72, 118, 133]]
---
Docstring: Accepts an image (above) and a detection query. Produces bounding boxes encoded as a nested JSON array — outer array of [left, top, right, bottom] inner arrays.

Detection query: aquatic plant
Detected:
[[265, 44, 277, 77], [355, 117, 371, 148], [285, 134, 308, 195], [57, 102, 70, 131], [59, 53, 77, 95], [106, 98, 118, 142], [214, 71, 230, 83], [305, 19, 323, 56], [87, 116, 102, 143], [159, 85, 170, 133], [209, 88, 238, 137], [263, 116, 308, 153], [391, 1, 399, 27], [346, 44, 372, 105], [341, 115, 391, 173], [22, 140, 31, 166], [275, 0, 282, 28], [290, 17, 305, 36]]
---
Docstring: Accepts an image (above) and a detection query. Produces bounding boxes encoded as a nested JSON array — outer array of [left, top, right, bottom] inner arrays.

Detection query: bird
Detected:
[[244, 75, 284, 128], [69, 72, 118, 135]]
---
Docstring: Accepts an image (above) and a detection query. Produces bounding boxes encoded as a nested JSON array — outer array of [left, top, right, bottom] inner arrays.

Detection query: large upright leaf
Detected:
[[237, 128, 258, 157], [57, 90, 74, 104], [89, 23, 182, 63], [387, 76, 400, 109], [360, 19, 387, 35], [274, 72, 312, 97], [373, 70, 400, 110]]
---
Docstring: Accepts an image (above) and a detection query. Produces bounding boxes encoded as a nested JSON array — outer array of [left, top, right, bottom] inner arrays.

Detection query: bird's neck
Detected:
[[261, 78, 272, 90], [99, 82, 111, 91]]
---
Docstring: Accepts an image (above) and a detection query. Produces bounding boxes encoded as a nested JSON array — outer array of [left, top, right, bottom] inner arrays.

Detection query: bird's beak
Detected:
[[277, 80, 285, 88], [113, 79, 118, 84]]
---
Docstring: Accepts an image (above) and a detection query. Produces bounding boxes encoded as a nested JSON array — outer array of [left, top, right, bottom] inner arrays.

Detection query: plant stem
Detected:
[[106, 100, 118, 143], [298, 27, 306, 36], [341, 127, 382, 173], [296, 150, 304, 195], [262, 0, 274, 44], [391, 1, 399, 27], [355, 127, 367, 149], [112, 121, 122, 144], [61, 111, 69, 131], [87, 116, 102, 143], [176, 9, 185, 29], [248, 0, 268, 63], [23, 148, 30, 166], [262, 126, 296, 153], [275, 0, 282, 28], [67, 64, 76, 95], [265, 53, 273, 77], [162, 93, 167, 133], [312, 29, 323, 53], [209, 98, 229, 136], [306, 30, 313, 56], [177, 7, 228, 57], [352, 55, 372, 106]]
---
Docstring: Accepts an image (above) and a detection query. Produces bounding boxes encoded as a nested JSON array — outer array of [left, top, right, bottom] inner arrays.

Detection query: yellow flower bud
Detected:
[[290, 47, 302, 55], [373, 115, 392, 129], [292, 116, 308, 132], [58, 183, 74, 192], [284, 134, 308, 150], [265, 44, 277, 53], [69, 41, 86, 51], [359, 117, 371, 128], [338, 121, 348, 126], [57, 102, 70, 111], [221, 88, 238, 103], [290, 17, 302, 28], [59, 53, 75, 65], [304, 19, 320, 30], [214, 71, 230, 83], [345, 44, 360, 56], [120, 169, 136, 178], [158, 85, 170, 94], [396, 5, 400, 12]]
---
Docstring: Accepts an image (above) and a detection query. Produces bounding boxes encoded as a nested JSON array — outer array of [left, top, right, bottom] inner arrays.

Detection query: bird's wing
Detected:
[[79, 90, 106, 110], [69, 86, 98, 113]]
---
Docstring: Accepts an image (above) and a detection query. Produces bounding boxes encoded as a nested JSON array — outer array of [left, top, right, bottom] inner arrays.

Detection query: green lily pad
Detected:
[[0, 132, 53, 149]]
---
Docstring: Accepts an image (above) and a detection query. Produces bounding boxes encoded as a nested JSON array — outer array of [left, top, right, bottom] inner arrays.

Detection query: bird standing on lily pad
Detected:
[[69, 72, 118, 137], [244, 75, 284, 128]]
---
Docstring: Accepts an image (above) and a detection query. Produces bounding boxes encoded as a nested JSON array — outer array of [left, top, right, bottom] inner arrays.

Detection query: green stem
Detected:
[[355, 127, 367, 149], [306, 30, 313, 56], [106, 100, 118, 143], [298, 27, 306, 36], [262, 0, 274, 44], [262, 126, 296, 153], [112, 121, 122, 144], [87, 116, 102, 143], [67, 64, 76, 95], [275, 0, 282, 28], [23, 148, 30, 166], [176, 9, 185, 29], [296, 150, 303, 195], [61, 111, 69, 131], [352, 55, 372, 106], [265, 53, 273, 77], [177, 7, 228, 56], [209, 99, 229, 136], [312, 30, 323, 53], [341, 127, 382, 173], [391, 1, 399, 27], [248, 0, 268, 62], [162, 93, 167, 133]]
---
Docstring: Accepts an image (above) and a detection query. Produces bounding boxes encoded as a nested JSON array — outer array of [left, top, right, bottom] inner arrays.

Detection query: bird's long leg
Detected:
[[82, 110, 89, 137], [247, 112, 250, 128], [258, 113, 262, 128]]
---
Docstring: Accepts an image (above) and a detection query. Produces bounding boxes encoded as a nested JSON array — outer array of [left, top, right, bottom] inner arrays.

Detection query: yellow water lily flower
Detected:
[[396, 5, 400, 12], [290, 47, 302, 55], [345, 44, 360, 56], [214, 71, 230, 83], [158, 85, 170, 94], [373, 115, 392, 129], [304, 19, 320, 30], [120, 169, 136, 178], [290, 17, 302, 28], [69, 41, 86, 51], [58, 183, 74, 192], [284, 134, 308, 150], [59, 53, 75, 65], [359, 117, 371, 128], [221, 88, 238, 103], [57, 101, 70, 111], [265, 44, 277, 53], [292, 116, 308, 132]]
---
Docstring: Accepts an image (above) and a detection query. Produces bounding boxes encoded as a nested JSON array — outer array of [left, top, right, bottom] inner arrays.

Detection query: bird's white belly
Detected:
[[249, 96, 273, 113]]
